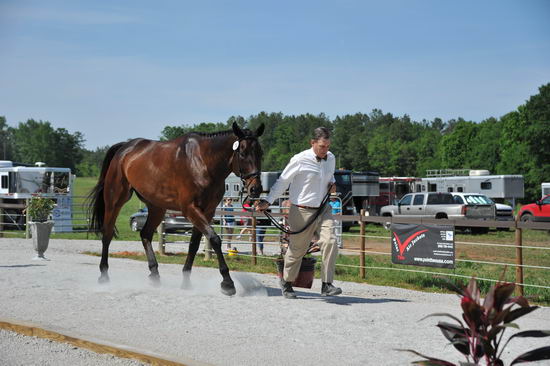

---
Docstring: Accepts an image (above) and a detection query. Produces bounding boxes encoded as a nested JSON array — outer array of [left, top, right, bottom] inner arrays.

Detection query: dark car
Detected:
[[129, 207, 193, 232]]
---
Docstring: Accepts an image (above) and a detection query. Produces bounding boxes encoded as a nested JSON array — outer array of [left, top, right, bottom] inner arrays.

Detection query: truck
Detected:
[[517, 194, 550, 222], [0, 161, 74, 232], [380, 192, 496, 233]]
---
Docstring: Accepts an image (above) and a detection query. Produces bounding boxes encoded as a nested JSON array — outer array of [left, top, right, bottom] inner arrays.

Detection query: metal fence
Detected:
[[161, 206, 549, 297], [2, 194, 549, 298]]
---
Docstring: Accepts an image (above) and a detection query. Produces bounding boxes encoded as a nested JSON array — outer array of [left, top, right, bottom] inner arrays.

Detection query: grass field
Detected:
[[48, 177, 550, 305]]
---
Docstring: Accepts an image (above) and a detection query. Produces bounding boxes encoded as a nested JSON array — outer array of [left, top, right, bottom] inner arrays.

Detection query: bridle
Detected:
[[232, 136, 261, 192]]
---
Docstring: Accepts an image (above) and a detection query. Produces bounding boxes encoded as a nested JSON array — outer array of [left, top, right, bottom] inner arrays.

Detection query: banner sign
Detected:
[[391, 223, 455, 269]]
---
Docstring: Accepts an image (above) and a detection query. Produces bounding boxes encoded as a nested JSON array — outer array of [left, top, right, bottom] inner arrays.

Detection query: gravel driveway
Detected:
[[1, 238, 549, 366]]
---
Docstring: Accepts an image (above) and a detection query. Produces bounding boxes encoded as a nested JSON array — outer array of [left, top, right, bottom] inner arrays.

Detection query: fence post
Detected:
[[251, 215, 257, 265], [25, 198, 30, 239], [157, 221, 166, 255], [514, 218, 524, 296], [359, 209, 366, 279]]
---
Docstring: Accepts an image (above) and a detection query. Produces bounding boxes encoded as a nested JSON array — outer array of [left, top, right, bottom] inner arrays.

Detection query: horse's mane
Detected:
[[188, 128, 255, 139]]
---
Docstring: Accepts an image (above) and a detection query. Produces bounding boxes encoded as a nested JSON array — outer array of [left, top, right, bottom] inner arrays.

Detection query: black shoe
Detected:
[[321, 282, 342, 297], [280, 279, 297, 299]]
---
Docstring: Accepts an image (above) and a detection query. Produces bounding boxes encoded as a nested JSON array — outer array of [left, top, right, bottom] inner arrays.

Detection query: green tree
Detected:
[[0, 116, 15, 161], [11, 119, 84, 171]]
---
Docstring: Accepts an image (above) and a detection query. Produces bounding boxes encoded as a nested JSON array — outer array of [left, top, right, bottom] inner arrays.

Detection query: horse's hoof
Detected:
[[221, 282, 236, 296], [181, 278, 192, 290], [149, 274, 161, 287], [98, 274, 110, 284]]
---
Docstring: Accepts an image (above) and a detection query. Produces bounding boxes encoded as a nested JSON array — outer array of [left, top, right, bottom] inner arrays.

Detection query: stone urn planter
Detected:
[[26, 197, 55, 260], [30, 221, 54, 260]]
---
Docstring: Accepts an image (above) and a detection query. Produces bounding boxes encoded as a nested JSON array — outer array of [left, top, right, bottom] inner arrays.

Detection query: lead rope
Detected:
[[240, 187, 333, 235]]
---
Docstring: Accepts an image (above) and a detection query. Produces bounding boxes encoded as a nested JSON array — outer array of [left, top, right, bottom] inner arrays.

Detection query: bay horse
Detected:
[[88, 122, 264, 296]]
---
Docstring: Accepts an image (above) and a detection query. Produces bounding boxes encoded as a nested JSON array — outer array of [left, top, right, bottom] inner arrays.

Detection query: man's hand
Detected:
[[255, 199, 270, 212]]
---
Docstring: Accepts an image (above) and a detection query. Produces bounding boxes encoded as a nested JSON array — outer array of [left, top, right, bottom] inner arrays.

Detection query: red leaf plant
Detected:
[[402, 277, 550, 365]]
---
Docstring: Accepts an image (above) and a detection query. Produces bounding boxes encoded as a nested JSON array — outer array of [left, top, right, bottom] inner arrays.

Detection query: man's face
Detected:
[[311, 138, 330, 159]]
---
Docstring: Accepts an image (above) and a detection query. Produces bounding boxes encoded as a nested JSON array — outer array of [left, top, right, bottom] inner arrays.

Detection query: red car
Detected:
[[518, 195, 550, 222]]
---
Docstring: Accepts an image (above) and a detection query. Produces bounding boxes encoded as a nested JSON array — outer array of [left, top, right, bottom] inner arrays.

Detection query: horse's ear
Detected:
[[255, 123, 265, 137], [232, 122, 245, 139]]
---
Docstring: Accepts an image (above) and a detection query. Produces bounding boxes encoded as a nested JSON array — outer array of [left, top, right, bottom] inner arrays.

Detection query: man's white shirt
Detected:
[[266, 148, 336, 207]]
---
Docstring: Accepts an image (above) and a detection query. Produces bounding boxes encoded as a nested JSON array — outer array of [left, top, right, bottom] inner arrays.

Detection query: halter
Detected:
[[232, 136, 261, 190]]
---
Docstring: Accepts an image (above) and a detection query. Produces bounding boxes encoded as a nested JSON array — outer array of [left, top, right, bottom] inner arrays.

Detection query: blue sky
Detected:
[[1, 0, 549, 149]]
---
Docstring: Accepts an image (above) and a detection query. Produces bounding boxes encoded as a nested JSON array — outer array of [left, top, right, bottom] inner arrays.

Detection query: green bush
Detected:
[[27, 197, 55, 222]]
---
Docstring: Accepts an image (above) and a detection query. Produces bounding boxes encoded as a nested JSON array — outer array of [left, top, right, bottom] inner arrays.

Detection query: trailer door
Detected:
[[0, 172, 8, 195]]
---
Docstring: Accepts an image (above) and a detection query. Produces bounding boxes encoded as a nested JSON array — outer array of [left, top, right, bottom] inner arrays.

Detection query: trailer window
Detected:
[[1, 175, 7, 189], [335, 174, 351, 186], [481, 182, 492, 190], [457, 187, 464, 192], [428, 183, 437, 192], [53, 172, 69, 193], [447, 187, 453, 192]]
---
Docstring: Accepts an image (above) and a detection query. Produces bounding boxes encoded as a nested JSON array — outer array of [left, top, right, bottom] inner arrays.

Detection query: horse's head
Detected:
[[231, 122, 264, 198]]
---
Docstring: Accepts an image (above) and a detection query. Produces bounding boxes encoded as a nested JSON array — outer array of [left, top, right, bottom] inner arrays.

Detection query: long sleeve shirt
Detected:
[[266, 148, 336, 207]]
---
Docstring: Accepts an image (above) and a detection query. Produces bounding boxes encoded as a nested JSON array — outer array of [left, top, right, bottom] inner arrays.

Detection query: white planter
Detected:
[[30, 221, 54, 260]]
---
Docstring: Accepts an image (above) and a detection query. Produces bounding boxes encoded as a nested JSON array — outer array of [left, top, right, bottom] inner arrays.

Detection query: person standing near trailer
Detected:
[[255, 127, 341, 299]]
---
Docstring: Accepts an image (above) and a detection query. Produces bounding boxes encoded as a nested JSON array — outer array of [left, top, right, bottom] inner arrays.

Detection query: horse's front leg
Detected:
[[185, 205, 235, 296], [140, 205, 166, 286]]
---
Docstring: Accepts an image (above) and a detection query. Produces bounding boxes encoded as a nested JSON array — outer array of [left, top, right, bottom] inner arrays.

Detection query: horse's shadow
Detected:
[[265, 286, 409, 305]]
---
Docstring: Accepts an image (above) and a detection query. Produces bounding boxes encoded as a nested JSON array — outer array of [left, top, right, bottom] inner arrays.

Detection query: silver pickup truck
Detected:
[[380, 192, 496, 233]]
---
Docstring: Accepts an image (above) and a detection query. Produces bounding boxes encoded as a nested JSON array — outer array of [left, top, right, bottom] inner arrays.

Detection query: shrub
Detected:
[[26, 197, 55, 222], [404, 277, 550, 365]]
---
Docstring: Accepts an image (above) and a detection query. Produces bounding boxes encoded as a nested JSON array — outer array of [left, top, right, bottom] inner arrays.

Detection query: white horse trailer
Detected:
[[542, 183, 550, 198], [418, 170, 524, 208], [0, 162, 74, 232], [224, 171, 281, 200]]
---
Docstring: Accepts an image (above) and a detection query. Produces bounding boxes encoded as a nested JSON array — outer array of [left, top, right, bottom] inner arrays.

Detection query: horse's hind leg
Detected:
[[181, 227, 202, 289], [99, 195, 129, 283], [140, 205, 166, 286]]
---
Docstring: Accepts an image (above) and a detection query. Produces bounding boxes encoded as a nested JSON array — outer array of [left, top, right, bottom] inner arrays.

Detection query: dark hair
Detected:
[[312, 127, 331, 141]]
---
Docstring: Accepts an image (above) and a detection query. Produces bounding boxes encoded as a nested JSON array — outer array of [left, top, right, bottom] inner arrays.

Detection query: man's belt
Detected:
[[294, 204, 320, 210]]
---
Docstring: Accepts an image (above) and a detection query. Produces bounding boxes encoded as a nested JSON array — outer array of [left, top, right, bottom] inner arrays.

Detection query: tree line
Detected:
[[1, 83, 548, 202]]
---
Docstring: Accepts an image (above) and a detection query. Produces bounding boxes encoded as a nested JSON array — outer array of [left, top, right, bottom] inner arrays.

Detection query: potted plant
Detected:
[[403, 277, 550, 365], [27, 197, 55, 260]]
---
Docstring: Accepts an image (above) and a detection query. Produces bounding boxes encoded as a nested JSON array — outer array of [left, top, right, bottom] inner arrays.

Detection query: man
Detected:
[[255, 127, 342, 299]]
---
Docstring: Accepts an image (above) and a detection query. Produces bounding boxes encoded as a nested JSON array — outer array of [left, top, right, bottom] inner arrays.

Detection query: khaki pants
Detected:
[[284, 204, 338, 283]]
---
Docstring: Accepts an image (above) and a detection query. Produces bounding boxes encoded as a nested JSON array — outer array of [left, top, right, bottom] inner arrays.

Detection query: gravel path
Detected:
[[1, 238, 549, 366], [0, 328, 146, 366]]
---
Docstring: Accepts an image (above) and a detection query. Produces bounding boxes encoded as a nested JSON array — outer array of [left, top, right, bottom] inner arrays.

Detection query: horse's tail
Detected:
[[88, 142, 126, 236]]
